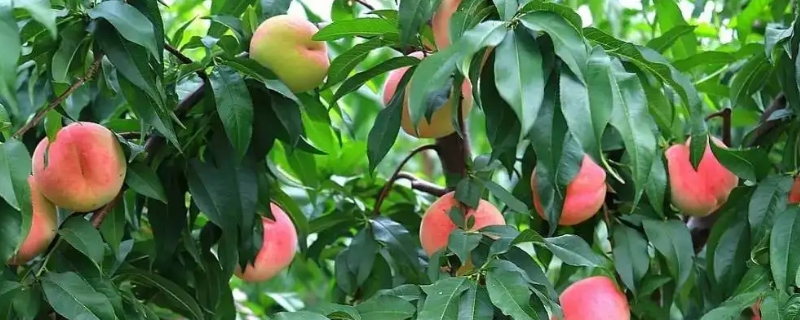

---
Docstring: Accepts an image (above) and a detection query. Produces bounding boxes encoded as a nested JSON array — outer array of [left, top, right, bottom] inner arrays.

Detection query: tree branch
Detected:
[[373, 144, 439, 216], [395, 172, 447, 196], [12, 53, 104, 139], [352, 0, 375, 10]]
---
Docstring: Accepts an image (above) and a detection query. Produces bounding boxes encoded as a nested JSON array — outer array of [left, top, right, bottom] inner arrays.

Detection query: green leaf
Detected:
[[50, 20, 88, 84], [647, 26, 697, 54], [486, 262, 538, 320], [418, 277, 470, 320], [0, 139, 33, 214], [544, 234, 605, 267], [313, 18, 398, 41], [494, 28, 544, 137], [12, 285, 41, 320], [355, 295, 416, 320], [398, 0, 440, 47], [88, 1, 161, 61], [455, 176, 483, 209], [458, 283, 494, 320], [479, 52, 520, 168], [99, 204, 125, 254], [0, 3, 20, 111], [612, 225, 650, 295], [370, 217, 425, 283], [750, 176, 792, 242], [58, 217, 105, 267], [652, 0, 697, 59], [672, 51, 736, 72], [347, 228, 379, 286], [519, 11, 588, 81], [210, 65, 254, 160], [518, 1, 583, 30], [770, 206, 800, 292], [408, 20, 506, 128], [729, 52, 771, 108], [16, 0, 57, 39], [41, 272, 117, 320], [642, 219, 694, 290], [366, 65, 410, 173], [332, 56, 420, 103], [700, 291, 762, 320], [124, 162, 167, 203], [479, 178, 528, 213], [117, 76, 179, 149], [447, 229, 482, 263], [114, 267, 204, 320], [645, 154, 668, 216], [608, 62, 657, 207], [562, 48, 607, 160], [272, 311, 330, 320], [324, 37, 392, 89]]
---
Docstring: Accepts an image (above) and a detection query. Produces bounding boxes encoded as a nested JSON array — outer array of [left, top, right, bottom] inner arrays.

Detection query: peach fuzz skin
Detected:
[[419, 191, 505, 256], [556, 276, 630, 320], [789, 176, 800, 204], [665, 136, 738, 217], [32, 122, 126, 213], [382, 51, 473, 139], [249, 14, 329, 93], [8, 176, 58, 266], [235, 202, 298, 283], [531, 155, 607, 226]]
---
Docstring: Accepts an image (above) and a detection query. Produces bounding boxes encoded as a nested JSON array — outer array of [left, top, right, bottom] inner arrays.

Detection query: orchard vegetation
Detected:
[[2, 0, 800, 318]]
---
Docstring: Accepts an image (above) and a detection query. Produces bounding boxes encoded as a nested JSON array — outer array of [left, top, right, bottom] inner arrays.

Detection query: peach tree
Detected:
[[0, 0, 797, 318]]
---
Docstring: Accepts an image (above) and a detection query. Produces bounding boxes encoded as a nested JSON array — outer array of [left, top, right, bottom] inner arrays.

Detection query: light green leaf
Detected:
[[58, 217, 105, 266], [519, 11, 588, 81], [494, 28, 544, 137], [88, 1, 161, 61]]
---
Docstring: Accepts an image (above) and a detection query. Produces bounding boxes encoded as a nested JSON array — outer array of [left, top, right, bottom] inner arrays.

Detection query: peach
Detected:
[[249, 14, 329, 93], [8, 176, 58, 265], [665, 136, 738, 217], [419, 191, 505, 256], [789, 176, 800, 204], [556, 276, 630, 320], [431, 0, 462, 50], [234, 202, 298, 283], [382, 51, 473, 139], [531, 155, 607, 226], [32, 122, 126, 213]]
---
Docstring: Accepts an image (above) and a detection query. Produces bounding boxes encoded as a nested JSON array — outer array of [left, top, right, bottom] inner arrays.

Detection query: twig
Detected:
[[395, 172, 447, 196], [372, 144, 439, 216], [352, 0, 375, 10], [165, 44, 209, 82], [12, 53, 104, 139], [91, 192, 124, 227], [705, 107, 732, 146]]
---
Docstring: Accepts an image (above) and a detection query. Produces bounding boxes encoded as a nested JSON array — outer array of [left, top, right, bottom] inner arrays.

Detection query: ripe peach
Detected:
[[419, 191, 505, 256], [789, 176, 800, 204], [557, 276, 630, 320], [32, 122, 126, 213], [431, 0, 462, 50], [665, 136, 738, 217], [249, 14, 330, 93], [531, 155, 607, 226], [234, 202, 298, 283], [382, 51, 473, 139], [8, 176, 58, 265]]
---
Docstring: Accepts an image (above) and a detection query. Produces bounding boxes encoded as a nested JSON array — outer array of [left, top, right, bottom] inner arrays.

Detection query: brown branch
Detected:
[[12, 53, 104, 139], [373, 144, 439, 216], [90, 192, 123, 227], [395, 172, 447, 196], [352, 0, 375, 10], [705, 107, 732, 146]]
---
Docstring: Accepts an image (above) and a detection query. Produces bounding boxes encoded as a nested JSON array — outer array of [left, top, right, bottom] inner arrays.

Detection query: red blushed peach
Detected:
[[419, 191, 505, 256], [532, 155, 607, 226], [7, 176, 57, 265], [789, 176, 800, 204], [32, 122, 126, 213], [431, 0, 462, 50], [234, 202, 298, 283], [382, 51, 473, 139], [665, 136, 738, 217], [249, 14, 329, 93], [556, 276, 630, 320]]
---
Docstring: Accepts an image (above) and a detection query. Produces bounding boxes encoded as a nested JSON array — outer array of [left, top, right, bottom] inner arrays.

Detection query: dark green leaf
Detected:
[[51, 21, 88, 84], [124, 162, 166, 203], [494, 28, 544, 137], [479, 178, 528, 213], [114, 267, 204, 319], [325, 37, 393, 89], [642, 219, 694, 289], [210, 65, 254, 160], [42, 272, 116, 320], [332, 56, 420, 103], [458, 283, 494, 320], [612, 225, 649, 295], [0, 3, 20, 110], [646, 25, 697, 53], [447, 229, 482, 263], [770, 206, 800, 292], [544, 234, 605, 267], [418, 277, 470, 320], [313, 18, 398, 41], [88, 1, 161, 61], [398, 0, 440, 47], [58, 217, 105, 267], [356, 295, 416, 320], [486, 262, 537, 320], [519, 11, 588, 81]]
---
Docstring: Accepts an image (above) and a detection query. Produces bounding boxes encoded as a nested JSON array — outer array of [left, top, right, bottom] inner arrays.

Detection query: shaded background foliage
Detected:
[[2, 0, 800, 319]]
